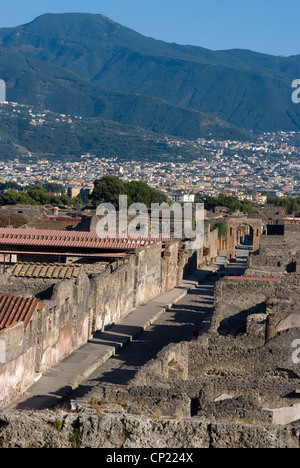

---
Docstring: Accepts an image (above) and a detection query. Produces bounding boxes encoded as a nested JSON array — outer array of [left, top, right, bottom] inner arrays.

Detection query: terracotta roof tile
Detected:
[[10, 263, 83, 280], [0, 293, 43, 330], [0, 228, 170, 250]]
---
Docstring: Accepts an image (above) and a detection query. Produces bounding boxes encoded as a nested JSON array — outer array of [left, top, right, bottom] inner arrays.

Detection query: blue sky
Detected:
[[0, 0, 299, 56]]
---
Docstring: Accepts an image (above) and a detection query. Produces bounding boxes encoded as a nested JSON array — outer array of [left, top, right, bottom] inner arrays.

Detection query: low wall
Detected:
[[131, 342, 189, 387], [0, 409, 299, 448]]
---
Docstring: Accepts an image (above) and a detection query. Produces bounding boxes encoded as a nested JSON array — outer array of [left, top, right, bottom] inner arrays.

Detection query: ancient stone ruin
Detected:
[[0, 216, 300, 448], [118, 221, 300, 430]]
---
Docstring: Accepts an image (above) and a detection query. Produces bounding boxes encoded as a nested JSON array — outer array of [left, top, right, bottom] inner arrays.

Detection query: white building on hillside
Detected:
[[170, 193, 195, 203]]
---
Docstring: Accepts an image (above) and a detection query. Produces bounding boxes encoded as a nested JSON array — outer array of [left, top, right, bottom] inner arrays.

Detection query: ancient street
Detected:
[[66, 247, 250, 406]]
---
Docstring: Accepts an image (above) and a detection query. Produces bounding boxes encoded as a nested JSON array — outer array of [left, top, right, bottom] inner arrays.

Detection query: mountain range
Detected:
[[0, 12, 299, 156], [0, 49, 250, 142]]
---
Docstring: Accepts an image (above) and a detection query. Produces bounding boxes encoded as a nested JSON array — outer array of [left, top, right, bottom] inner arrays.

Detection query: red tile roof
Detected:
[[0, 228, 170, 251], [0, 293, 44, 330]]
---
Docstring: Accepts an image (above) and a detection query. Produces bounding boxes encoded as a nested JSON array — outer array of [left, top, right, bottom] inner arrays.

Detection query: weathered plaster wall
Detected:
[[134, 243, 164, 306], [38, 271, 90, 373], [0, 328, 36, 408], [89, 259, 136, 332], [204, 225, 218, 263]]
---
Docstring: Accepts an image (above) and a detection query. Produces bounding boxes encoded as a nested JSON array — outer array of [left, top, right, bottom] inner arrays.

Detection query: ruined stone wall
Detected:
[[131, 342, 189, 388], [93, 385, 192, 420], [162, 241, 179, 292], [247, 227, 300, 278], [226, 218, 262, 259], [211, 228, 219, 261], [0, 206, 48, 222], [0, 279, 55, 299], [0, 271, 92, 407], [296, 252, 300, 274], [265, 276, 300, 336], [134, 243, 164, 306], [127, 328, 300, 425], [259, 235, 286, 254], [284, 224, 300, 253], [204, 225, 218, 263], [1, 409, 299, 448], [246, 256, 290, 277], [251, 236, 294, 275], [248, 236, 290, 271], [188, 331, 300, 383], [211, 278, 278, 335]]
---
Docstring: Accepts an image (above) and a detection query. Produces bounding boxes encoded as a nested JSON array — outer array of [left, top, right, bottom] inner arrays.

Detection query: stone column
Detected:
[[266, 312, 277, 343]]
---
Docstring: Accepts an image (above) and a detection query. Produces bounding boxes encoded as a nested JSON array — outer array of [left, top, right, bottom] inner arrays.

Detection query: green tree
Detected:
[[215, 222, 227, 237], [276, 197, 300, 214], [202, 194, 256, 214], [240, 199, 257, 215], [125, 180, 169, 208], [27, 186, 50, 205], [0, 182, 23, 192], [262, 192, 277, 205], [42, 182, 66, 195], [0, 190, 36, 205], [91, 176, 170, 209], [91, 176, 127, 208]]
